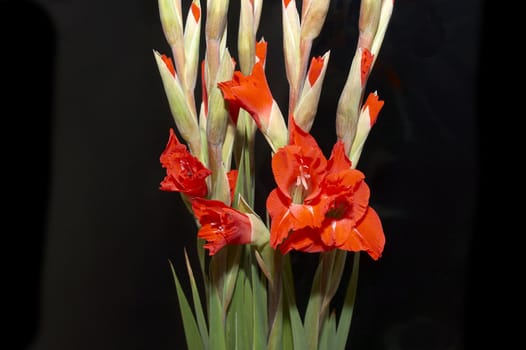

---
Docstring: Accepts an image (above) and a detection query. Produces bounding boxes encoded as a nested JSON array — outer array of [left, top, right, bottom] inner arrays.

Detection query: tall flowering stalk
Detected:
[[153, 0, 394, 349]]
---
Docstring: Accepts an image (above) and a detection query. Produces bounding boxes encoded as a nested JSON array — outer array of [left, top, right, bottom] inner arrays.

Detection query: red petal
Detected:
[[349, 179, 370, 222], [360, 48, 374, 86], [308, 56, 324, 86], [191, 197, 226, 220], [351, 207, 385, 260], [255, 39, 267, 65], [289, 118, 320, 150], [190, 2, 201, 22], [326, 141, 352, 174], [267, 189, 292, 247], [362, 92, 384, 126], [273, 120, 327, 201], [217, 62, 273, 129], [266, 188, 290, 222], [279, 227, 330, 254], [161, 54, 176, 77], [191, 198, 252, 255], [322, 169, 365, 197], [320, 218, 359, 248], [160, 128, 181, 167], [271, 145, 302, 199], [267, 189, 325, 248]]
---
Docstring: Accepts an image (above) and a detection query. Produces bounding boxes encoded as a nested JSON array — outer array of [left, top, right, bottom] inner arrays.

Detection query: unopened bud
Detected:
[[358, 0, 382, 50], [154, 50, 201, 155], [206, 0, 229, 40], [300, 0, 330, 41], [158, 0, 184, 48], [294, 51, 330, 132]]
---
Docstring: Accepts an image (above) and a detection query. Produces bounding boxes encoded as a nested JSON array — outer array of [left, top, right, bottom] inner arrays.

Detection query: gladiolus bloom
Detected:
[[267, 122, 385, 259], [160, 128, 211, 197], [191, 198, 253, 255], [218, 60, 288, 151], [218, 61, 273, 130]]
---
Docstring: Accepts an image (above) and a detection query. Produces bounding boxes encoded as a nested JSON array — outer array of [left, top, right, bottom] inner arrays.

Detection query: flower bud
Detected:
[[335, 47, 365, 155], [358, 0, 382, 50], [158, 0, 183, 48], [349, 91, 384, 167], [238, 0, 256, 74], [300, 0, 331, 41], [205, 0, 229, 41], [207, 49, 235, 147], [370, 0, 394, 62], [294, 51, 330, 132], [184, 0, 202, 91], [282, 0, 301, 93], [154, 50, 201, 155]]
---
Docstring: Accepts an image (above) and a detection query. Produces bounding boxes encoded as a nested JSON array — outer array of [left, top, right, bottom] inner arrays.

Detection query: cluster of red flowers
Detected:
[[159, 55, 385, 260]]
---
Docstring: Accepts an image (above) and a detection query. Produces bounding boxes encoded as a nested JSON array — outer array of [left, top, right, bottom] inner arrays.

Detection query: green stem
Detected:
[[335, 252, 361, 350]]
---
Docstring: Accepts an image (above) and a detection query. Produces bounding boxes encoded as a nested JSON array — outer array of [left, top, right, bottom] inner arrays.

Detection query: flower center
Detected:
[[325, 199, 349, 220], [295, 161, 311, 190], [179, 159, 194, 177], [291, 160, 310, 204]]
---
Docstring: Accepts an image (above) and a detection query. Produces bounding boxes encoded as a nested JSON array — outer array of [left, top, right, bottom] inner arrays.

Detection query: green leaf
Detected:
[[209, 248, 227, 300], [233, 115, 256, 207], [322, 251, 347, 315], [242, 268, 254, 347], [282, 255, 306, 350], [266, 294, 283, 350], [282, 305, 294, 350], [184, 249, 209, 347], [237, 195, 257, 215], [223, 245, 242, 315], [225, 265, 246, 350], [267, 252, 284, 350], [197, 237, 207, 284], [169, 260, 205, 350], [319, 310, 337, 350], [242, 121, 255, 205], [335, 252, 360, 350], [304, 254, 324, 350], [208, 281, 227, 350], [250, 248, 267, 350]]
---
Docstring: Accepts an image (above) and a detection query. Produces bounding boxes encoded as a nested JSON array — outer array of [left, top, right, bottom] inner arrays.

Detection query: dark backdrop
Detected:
[[3, 0, 485, 349]]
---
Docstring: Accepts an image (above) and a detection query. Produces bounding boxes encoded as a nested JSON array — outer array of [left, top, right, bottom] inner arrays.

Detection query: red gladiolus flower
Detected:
[[266, 122, 327, 246], [317, 142, 384, 259], [191, 198, 253, 255], [217, 61, 273, 130], [266, 123, 385, 259], [160, 128, 211, 197]]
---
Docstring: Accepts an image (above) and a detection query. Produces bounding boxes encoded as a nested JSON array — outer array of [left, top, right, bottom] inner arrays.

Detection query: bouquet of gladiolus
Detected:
[[154, 0, 393, 349]]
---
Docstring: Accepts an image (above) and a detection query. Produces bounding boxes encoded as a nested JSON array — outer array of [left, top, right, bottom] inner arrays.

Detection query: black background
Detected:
[[3, 0, 489, 349]]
